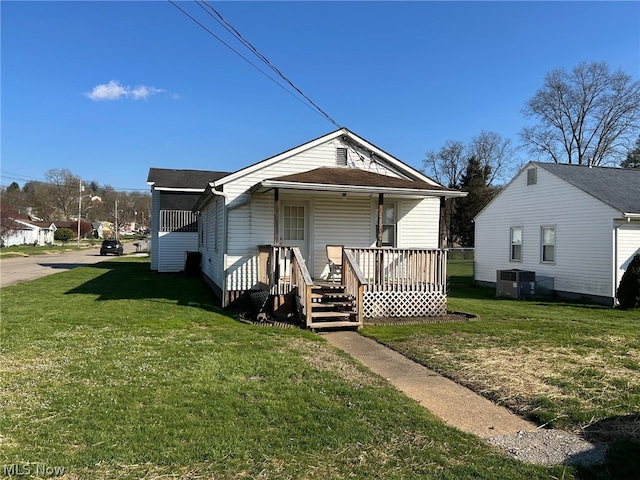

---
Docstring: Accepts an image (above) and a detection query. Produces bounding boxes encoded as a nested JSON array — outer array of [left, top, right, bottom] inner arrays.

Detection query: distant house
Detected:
[[149, 128, 466, 328], [474, 162, 640, 306], [2, 218, 56, 246]]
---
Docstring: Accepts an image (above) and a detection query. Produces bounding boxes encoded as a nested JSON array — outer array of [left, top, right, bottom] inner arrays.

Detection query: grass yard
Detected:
[[0, 257, 575, 479], [363, 260, 640, 445], [0, 244, 96, 259]]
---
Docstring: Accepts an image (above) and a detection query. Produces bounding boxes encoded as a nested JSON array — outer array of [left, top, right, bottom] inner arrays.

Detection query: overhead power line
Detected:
[[168, 0, 341, 129]]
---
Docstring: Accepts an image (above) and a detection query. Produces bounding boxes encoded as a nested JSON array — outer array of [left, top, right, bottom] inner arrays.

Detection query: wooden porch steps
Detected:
[[308, 283, 359, 329]]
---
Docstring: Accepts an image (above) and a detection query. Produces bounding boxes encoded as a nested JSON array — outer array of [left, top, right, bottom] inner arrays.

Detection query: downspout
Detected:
[[209, 187, 229, 308]]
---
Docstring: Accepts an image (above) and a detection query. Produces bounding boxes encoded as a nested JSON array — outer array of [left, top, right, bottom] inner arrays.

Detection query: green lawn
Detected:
[[0, 244, 99, 259], [1, 258, 574, 479], [363, 261, 640, 444]]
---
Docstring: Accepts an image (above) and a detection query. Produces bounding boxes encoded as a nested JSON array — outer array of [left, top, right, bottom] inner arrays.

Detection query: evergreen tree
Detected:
[[621, 135, 640, 168], [451, 157, 495, 246]]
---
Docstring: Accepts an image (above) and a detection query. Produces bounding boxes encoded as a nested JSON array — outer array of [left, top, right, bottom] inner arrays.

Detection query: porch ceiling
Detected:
[[253, 167, 466, 198]]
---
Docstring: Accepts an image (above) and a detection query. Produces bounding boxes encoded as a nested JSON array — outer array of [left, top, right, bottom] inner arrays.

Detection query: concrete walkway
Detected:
[[323, 331, 537, 438]]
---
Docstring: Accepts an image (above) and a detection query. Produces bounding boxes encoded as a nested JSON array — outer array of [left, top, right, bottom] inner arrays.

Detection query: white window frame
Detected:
[[379, 202, 397, 247], [541, 226, 555, 263], [510, 226, 522, 262]]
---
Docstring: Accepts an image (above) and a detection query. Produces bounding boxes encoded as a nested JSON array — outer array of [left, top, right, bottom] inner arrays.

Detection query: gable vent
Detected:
[[336, 147, 348, 166], [527, 167, 537, 185]]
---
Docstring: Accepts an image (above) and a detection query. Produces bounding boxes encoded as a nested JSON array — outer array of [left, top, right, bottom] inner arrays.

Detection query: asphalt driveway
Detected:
[[0, 241, 144, 288]]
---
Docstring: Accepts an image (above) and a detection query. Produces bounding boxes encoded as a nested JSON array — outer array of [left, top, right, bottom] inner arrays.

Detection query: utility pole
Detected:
[[77, 182, 84, 247], [115, 198, 118, 240]]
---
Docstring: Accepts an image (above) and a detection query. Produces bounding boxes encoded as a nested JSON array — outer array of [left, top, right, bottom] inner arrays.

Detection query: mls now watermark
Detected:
[[3, 463, 65, 477]]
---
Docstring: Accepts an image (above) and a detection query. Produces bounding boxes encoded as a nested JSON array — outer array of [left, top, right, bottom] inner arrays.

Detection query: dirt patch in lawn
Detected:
[[288, 338, 385, 388], [366, 312, 477, 326]]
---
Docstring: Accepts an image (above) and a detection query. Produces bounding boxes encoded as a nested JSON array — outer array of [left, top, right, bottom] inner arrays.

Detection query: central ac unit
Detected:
[[496, 269, 536, 299]]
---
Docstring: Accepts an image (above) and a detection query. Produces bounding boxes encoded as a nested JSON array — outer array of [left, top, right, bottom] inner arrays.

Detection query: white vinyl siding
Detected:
[[314, 194, 371, 279], [398, 197, 440, 248], [157, 231, 199, 272], [475, 165, 619, 299]]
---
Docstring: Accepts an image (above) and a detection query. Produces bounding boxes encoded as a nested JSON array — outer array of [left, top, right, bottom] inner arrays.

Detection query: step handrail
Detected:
[[291, 246, 313, 326], [342, 248, 365, 326]]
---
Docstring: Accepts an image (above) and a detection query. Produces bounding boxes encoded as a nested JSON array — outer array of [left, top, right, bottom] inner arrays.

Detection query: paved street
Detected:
[[0, 241, 142, 288]]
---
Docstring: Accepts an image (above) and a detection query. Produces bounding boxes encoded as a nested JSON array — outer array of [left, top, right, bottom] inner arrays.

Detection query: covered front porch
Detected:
[[258, 245, 448, 329]]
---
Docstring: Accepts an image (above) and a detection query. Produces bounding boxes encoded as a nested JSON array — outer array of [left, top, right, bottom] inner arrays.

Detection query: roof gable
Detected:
[[535, 162, 640, 214], [212, 128, 441, 188]]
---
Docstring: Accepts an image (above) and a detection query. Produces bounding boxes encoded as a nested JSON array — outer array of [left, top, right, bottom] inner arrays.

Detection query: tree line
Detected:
[[1, 168, 150, 242], [424, 61, 640, 247]]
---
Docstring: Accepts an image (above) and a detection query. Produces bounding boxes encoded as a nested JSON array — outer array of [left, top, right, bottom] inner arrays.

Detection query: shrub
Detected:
[[617, 253, 640, 309], [54, 228, 75, 245]]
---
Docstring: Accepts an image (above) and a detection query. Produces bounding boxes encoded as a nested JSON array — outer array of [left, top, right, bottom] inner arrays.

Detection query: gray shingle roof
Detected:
[[147, 168, 230, 189], [268, 167, 450, 191], [535, 162, 640, 214]]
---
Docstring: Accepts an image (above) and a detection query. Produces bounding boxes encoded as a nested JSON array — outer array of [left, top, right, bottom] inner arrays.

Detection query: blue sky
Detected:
[[2, 1, 639, 191]]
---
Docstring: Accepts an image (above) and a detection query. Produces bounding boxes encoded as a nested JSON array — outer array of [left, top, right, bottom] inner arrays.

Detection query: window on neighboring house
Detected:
[[199, 215, 204, 246], [336, 147, 348, 166], [379, 203, 397, 247], [510, 227, 522, 261], [541, 226, 555, 263], [527, 167, 537, 185]]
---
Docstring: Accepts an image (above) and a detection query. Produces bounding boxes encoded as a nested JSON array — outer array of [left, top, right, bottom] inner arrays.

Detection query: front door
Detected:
[[281, 203, 312, 276]]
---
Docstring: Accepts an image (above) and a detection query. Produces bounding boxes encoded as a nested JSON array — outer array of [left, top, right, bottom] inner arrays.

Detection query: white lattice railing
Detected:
[[346, 247, 448, 318]]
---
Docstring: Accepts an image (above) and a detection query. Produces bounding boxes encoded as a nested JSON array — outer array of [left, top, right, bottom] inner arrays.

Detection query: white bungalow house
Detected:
[[1, 218, 56, 247], [148, 128, 466, 329], [474, 161, 640, 306]]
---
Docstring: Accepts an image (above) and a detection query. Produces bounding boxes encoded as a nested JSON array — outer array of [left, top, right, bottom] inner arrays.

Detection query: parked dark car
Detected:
[[100, 239, 124, 256]]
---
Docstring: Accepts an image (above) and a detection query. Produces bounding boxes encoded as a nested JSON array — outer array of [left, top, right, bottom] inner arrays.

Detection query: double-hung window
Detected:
[[541, 226, 555, 263], [380, 203, 397, 247], [510, 227, 522, 261]]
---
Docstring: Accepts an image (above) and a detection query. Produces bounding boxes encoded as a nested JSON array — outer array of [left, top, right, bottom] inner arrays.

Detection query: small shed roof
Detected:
[[535, 162, 640, 214], [147, 168, 230, 190]]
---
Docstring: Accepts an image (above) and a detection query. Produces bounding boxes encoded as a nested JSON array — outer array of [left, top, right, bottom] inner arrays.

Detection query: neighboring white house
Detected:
[[474, 161, 640, 306], [1, 218, 56, 247], [148, 128, 466, 328]]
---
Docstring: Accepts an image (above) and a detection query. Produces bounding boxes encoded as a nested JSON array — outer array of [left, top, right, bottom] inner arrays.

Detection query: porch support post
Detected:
[[376, 193, 384, 247], [439, 197, 447, 249], [377, 193, 384, 285], [273, 188, 280, 245]]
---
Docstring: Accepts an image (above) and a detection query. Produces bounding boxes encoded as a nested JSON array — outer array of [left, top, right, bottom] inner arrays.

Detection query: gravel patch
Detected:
[[486, 430, 608, 466]]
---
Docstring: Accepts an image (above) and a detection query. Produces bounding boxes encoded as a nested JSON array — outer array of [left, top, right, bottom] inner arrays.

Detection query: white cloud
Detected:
[[85, 80, 166, 101]]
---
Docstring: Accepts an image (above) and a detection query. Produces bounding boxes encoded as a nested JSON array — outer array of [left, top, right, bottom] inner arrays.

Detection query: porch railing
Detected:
[[346, 247, 447, 292], [342, 248, 366, 325], [258, 245, 448, 321], [258, 245, 295, 295]]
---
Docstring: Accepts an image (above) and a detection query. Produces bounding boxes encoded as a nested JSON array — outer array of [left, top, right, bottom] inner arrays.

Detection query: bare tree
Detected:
[[468, 131, 517, 185], [521, 61, 640, 166], [423, 140, 466, 188], [41, 169, 82, 219]]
